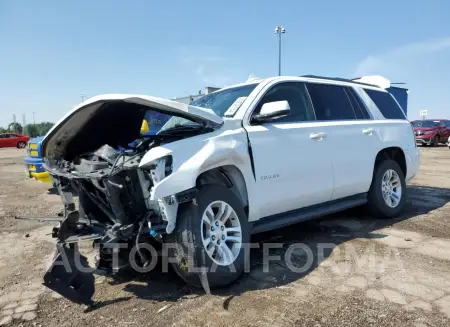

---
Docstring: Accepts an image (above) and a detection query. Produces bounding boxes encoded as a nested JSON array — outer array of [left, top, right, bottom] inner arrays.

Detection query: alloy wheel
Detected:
[[381, 169, 402, 208], [200, 200, 242, 266]]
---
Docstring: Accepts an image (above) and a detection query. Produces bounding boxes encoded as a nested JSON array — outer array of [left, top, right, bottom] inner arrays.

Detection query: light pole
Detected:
[[80, 93, 86, 102], [32, 112, 36, 125], [274, 25, 286, 76]]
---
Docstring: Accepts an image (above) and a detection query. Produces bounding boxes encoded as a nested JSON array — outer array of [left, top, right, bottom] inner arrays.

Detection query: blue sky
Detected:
[[1, 0, 450, 127]]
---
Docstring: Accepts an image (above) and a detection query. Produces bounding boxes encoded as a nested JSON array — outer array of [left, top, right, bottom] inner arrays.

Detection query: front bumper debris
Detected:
[[44, 244, 95, 305]]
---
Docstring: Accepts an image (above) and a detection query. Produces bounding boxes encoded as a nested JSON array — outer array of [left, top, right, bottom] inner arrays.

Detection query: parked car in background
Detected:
[[411, 119, 450, 146], [0, 133, 30, 148], [24, 136, 51, 183]]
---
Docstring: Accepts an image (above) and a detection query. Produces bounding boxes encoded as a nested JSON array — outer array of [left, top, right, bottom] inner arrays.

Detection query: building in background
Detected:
[[172, 86, 220, 104]]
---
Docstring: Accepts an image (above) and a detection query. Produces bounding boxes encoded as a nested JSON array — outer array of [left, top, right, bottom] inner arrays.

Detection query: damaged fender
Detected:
[[139, 125, 255, 233]]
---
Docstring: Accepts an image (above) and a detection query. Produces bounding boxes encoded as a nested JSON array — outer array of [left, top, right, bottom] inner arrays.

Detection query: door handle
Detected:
[[310, 132, 327, 140], [363, 128, 374, 135]]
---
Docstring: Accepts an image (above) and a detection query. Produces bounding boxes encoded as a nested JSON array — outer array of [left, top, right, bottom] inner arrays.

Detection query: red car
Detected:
[[0, 133, 30, 148], [411, 119, 450, 146]]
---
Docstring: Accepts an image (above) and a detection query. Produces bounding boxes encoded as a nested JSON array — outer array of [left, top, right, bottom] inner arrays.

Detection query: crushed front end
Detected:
[[42, 144, 173, 305], [27, 95, 221, 305]]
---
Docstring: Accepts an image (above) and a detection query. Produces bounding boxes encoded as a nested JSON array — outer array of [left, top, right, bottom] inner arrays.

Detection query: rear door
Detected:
[[305, 82, 380, 200], [243, 82, 334, 218]]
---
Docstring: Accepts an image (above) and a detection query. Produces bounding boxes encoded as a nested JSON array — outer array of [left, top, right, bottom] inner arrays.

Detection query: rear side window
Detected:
[[345, 88, 371, 119], [306, 83, 357, 120], [364, 89, 406, 119]]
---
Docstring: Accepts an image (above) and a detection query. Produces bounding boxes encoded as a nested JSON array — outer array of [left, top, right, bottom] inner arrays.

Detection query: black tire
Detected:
[[167, 184, 250, 288], [17, 141, 26, 148], [432, 135, 440, 147], [367, 159, 407, 218]]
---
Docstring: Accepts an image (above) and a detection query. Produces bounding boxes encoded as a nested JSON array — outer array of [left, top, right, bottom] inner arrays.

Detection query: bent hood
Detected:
[[42, 94, 223, 160]]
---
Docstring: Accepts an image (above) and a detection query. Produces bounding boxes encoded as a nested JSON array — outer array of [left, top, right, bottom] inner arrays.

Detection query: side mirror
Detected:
[[253, 101, 291, 123]]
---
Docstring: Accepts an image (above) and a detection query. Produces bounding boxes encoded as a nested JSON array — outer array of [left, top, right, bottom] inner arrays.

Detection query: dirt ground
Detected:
[[1, 146, 450, 327]]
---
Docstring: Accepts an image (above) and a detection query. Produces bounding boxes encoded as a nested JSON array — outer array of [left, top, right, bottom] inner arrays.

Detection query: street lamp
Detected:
[[80, 93, 86, 102], [274, 25, 286, 76]]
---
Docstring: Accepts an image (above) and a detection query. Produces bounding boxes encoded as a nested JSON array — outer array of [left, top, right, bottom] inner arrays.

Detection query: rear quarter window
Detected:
[[364, 89, 406, 120]]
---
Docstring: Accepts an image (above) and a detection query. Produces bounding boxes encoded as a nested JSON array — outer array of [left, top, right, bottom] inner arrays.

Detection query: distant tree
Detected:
[[36, 122, 54, 136], [8, 122, 23, 133], [0, 127, 6, 133], [24, 124, 39, 137], [23, 122, 54, 137]]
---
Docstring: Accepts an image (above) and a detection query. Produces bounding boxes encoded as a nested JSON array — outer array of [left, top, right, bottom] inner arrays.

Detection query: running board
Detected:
[[251, 193, 367, 234]]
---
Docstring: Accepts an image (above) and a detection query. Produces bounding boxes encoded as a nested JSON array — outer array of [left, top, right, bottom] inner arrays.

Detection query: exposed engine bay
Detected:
[[25, 98, 220, 305]]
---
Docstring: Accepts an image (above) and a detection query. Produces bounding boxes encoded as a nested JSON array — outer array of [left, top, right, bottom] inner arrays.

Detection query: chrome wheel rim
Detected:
[[381, 169, 402, 208], [200, 200, 242, 266]]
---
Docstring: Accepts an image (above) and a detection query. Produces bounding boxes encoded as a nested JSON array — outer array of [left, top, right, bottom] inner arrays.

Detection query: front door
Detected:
[[243, 82, 334, 219]]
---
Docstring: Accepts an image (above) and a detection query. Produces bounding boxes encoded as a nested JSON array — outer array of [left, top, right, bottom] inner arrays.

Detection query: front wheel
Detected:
[[367, 160, 407, 218], [167, 184, 249, 288]]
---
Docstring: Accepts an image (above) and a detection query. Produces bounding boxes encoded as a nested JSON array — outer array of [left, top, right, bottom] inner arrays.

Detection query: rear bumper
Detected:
[[404, 147, 420, 182]]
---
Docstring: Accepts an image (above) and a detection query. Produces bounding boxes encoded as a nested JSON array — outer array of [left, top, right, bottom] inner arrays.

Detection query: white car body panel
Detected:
[[44, 75, 421, 234], [243, 121, 333, 217], [139, 119, 260, 221]]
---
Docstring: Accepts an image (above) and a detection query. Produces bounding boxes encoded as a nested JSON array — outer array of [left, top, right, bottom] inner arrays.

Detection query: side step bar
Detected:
[[252, 193, 367, 234]]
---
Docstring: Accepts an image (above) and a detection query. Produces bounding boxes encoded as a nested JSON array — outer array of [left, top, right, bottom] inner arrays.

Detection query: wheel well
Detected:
[[196, 165, 249, 212], [375, 147, 407, 176]]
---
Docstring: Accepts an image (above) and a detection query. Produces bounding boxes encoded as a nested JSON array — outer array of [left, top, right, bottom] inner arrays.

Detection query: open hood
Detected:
[[42, 94, 223, 159]]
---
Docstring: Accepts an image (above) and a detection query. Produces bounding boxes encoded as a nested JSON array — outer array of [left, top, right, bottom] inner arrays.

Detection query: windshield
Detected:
[[157, 83, 258, 133], [190, 83, 258, 117], [412, 120, 440, 128]]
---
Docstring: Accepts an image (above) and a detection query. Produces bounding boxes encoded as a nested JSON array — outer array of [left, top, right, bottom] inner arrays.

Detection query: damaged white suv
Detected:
[[38, 75, 419, 304]]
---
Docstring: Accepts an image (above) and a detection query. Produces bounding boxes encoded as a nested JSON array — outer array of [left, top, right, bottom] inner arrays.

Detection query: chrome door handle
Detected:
[[363, 128, 374, 135], [310, 132, 327, 140]]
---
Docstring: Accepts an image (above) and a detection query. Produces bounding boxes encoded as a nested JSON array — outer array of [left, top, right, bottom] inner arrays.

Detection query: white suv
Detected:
[[40, 75, 419, 303]]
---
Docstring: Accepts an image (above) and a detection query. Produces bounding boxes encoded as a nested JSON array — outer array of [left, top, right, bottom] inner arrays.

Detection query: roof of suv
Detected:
[[216, 75, 385, 93]]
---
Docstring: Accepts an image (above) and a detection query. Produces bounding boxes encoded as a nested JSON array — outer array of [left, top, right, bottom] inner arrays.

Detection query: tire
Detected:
[[17, 141, 26, 148], [432, 135, 440, 147], [367, 159, 407, 218], [167, 184, 250, 288]]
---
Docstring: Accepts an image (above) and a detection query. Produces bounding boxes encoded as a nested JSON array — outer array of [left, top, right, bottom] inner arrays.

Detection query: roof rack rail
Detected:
[[301, 75, 381, 88]]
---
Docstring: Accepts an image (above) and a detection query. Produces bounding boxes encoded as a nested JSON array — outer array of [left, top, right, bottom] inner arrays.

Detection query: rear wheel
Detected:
[[17, 141, 26, 148], [167, 184, 249, 288], [367, 160, 407, 218]]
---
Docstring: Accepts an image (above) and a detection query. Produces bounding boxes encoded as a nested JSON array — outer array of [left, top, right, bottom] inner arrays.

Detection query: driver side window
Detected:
[[252, 82, 315, 123]]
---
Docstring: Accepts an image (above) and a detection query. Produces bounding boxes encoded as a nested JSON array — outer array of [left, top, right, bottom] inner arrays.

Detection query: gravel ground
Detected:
[[1, 146, 450, 327]]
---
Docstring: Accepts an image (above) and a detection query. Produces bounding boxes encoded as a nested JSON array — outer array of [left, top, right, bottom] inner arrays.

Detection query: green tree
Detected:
[[23, 122, 54, 137], [8, 122, 23, 133], [0, 127, 6, 133], [24, 124, 39, 137], [36, 122, 54, 136]]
